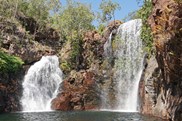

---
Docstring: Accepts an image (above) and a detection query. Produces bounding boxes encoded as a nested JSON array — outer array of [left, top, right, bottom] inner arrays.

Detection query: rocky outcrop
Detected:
[[0, 13, 122, 112], [82, 30, 102, 69], [52, 20, 122, 111], [16, 12, 60, 47], [141, 0, 182, 120], [51, 70, 100, 110], [0, 69, 24, 112], [8, 41, 54, 64], [140, 56, 164, 117], [0, 13, 61, 112], [102, 20, 122, 43], [0, 17, 57, 65]]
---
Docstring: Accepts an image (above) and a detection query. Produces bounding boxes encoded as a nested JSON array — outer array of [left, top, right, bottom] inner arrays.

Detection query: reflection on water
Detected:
[[0, 111, 164, 121]]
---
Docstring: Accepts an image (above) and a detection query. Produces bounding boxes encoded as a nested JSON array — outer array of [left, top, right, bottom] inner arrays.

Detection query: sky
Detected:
[[60, 0, 143, 25]]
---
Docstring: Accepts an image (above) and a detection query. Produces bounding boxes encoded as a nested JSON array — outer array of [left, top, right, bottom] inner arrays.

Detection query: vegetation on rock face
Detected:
[[0, 0, 60, 32], [0, 51, 24, 74], [137, 0, 153, 54], [51, 0, 95, 70]]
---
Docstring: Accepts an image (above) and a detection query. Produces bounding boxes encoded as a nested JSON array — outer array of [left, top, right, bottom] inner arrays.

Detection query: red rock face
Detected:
[[141, 0, 182, 120], [51, 71, 100, 111], [51, 92, 71, 111]]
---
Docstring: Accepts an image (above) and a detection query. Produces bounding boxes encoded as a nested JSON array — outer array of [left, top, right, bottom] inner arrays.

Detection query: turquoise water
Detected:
[[0, 111, 164, 121]]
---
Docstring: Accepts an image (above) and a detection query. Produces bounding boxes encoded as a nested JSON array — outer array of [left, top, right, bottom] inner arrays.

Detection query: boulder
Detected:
[[51, 70, 100, 111], [51, 92, 71, 111]]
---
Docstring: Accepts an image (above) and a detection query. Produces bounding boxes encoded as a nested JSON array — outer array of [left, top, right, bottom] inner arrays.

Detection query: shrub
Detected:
[[137, 0, 153, 54], [0, 51, 24, 74]]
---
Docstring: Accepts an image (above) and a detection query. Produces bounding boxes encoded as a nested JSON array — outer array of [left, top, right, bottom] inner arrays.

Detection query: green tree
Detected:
[[98, 0, 121, 24], [0, 0, 22, 18], [55, 0, 94, 41], [0, 0, 61, 25], [52, 0, 95, 70], [137, 0, 153, 53]]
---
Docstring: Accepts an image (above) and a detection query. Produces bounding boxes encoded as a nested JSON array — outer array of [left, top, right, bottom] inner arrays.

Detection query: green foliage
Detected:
[[98, 0, 121, 24], [0, 0, 19, 18], [137, 0, 153, 54], [70, 38, 82, 66], [174, 0, 182, 3], [0, 0, 61, 32], [60, 61, 71, 73], [53, 0, 94, 41], [51, 0, 95, 69], [20, 0, 61, 24], [0, 51, 24, 74], [97, 24, 106, 35]]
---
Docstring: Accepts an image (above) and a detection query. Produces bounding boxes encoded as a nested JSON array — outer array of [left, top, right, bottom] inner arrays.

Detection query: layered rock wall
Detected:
[[141, 0, 182, 120]]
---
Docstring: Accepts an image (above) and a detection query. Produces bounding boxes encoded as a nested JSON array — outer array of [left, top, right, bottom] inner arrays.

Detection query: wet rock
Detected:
[[51, 70, 100, 111], [51, 92, 71, 111]]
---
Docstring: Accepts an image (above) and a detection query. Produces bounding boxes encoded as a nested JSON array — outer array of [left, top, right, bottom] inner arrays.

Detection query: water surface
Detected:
[[0, 111, 164, 121]]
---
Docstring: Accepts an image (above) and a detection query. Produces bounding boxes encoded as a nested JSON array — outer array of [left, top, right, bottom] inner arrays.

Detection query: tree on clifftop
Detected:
[[98, 0, 121, 24]]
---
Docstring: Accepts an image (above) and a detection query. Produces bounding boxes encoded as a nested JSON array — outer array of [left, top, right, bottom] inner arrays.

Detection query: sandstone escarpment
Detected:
[[141, 0, 182, 120]]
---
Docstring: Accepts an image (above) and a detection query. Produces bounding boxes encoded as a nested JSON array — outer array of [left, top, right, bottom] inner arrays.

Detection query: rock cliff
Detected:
[[0, 15, 60, 112], [141, 0, 182, 120], [0, 16, 122, 112], [51, 20, 122, 111]]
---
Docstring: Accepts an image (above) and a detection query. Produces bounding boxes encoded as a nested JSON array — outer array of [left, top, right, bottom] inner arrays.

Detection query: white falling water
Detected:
[[103, 19, 144, 112], [104, 32, 113, 58], [21, 55, 63, 112]]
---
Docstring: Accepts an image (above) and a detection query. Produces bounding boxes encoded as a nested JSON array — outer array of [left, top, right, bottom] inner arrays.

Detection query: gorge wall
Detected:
[[0, 15, 60, 112], [0, 12, 122, 112], [140, 0, 182, 120]]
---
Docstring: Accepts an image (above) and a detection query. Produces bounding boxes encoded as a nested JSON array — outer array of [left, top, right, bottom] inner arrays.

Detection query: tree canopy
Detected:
[[98, 0, 121, 24]]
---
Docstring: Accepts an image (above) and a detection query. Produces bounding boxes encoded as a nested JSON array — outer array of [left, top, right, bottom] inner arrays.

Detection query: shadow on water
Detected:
[[0, 111, 165, 121]]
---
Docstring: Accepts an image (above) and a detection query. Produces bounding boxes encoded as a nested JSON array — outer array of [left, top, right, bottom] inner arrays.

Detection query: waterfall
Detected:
[[102, 19, 144, 112], [104, 32, 113, 58], [21, 55, 63, 112]]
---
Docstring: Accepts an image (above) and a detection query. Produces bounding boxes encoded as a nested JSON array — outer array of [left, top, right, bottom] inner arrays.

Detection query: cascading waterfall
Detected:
[[21, 55, 63, 112], [103, 19, 144, 112]]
